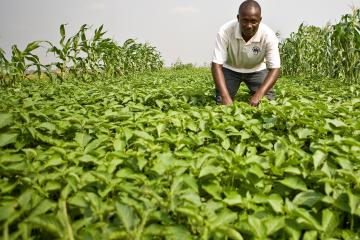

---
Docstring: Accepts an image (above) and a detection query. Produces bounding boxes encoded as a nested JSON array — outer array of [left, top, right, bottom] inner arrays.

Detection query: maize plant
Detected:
[[0, 42, 51, 86], [280, 8, 360, 83], [0, 24, 163, 86], [47, 24, 163, 82]]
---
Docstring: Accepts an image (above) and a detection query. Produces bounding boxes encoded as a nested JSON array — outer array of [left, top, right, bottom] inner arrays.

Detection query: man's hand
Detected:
[[249, 92, 262, 107], [249, 68, 280, 107], [212, 63, 234, 105], [221, 95, 233, 105]]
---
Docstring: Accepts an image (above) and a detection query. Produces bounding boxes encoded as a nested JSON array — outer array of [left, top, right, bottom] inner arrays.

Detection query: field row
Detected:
[[1, 69, 360, 239]]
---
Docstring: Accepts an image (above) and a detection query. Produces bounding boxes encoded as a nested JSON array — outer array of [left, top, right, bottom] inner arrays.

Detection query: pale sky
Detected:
[[0, 0, 359, 66]]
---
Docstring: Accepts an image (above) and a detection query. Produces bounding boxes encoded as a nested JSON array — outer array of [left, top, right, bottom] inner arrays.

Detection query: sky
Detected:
[[0, 0, 359, 66]]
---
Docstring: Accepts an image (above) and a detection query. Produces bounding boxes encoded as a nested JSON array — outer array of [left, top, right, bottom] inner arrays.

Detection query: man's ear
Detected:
[[260, 17, 263, 22], [237, 14, 240, 22]]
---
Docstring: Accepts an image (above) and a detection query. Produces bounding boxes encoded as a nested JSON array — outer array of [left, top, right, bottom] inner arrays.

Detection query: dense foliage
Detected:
[[280, 8, 360, 83], [1, 8, 360, 240], [0, 25, 163, 85], [1, 68, 360, 239]]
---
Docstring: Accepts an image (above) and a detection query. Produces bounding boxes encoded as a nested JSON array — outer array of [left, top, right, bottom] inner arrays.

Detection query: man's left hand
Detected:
[[249, 94, 262, 107]]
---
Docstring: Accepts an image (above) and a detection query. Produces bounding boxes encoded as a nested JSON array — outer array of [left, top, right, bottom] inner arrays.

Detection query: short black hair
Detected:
[[239, 0, 261, 14]]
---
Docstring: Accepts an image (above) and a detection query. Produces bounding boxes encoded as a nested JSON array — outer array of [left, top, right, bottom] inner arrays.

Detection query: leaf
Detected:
[[18, 190, 33, 208], [113, 138, 125, 151], [223, 191, 243, 206], [26, 214, 63, 237], [116, 202, 137, 231], [151, 152, 173, 175], [0, 133, 18, 147], [186, 121, 198, 132], [84, 138, 103, 153], [264, 216, 285, 236], [267, 194, 283, 213], [326, 119, 347, 128], [218, 227, 244, 240], [202, 181, 222, 200], [279, 176, 307, 191], [293, 207, 322, 231], [199, 165, 225, 178], [79, 154, 99, 164], [303, 230, 318, 240], [274, 150, 286, 167], [156, 123, 166, 137], [313, 150, 326, 170], [321, 208, 339, 234], [234, 143, 246, 156], [29, 199, 56, 218], [180, 192, 201, 206], [333, 193, 351, 213], [248, 164, 265, 179], [143, 224, 164, 236], [144, 224, 191, 240], [296, 128, 313, 139], [38, 122, 56, 133], [211, 129, 227, 140], [44, 181, 62, 191], [0, 206, 15, 221], [133, 130, 154, 141], [210, 208, 238, 229], [240, 130, 251, 140], [165, 225, 192, 240], [285, 219, 302, 240], [44, 154, 64, 168], [182, 174, 198, 192], [74, 132, 92, 148], [293, 191, 324, 208], [176, 207, 203, 223], [248, 215, 266, 238], [347, 191, 360, 216], [60, 24, 66, 45], [0, 153, 23, 163], [0, 113, 13, 129], [68, 192, 88, 208], [221, 138, 230, 150], [24, 41, 40, 53]]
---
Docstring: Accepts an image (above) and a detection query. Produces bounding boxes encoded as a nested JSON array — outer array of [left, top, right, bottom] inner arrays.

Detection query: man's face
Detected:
[[237, 7, 262, 40]]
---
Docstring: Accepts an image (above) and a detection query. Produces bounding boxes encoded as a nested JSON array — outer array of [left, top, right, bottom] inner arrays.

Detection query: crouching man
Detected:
[[212, 0, 281, 106]]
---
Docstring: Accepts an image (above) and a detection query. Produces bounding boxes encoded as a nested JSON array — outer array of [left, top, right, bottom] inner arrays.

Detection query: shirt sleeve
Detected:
[[265, 34, 281, 69], [212, 31, 228, 65]]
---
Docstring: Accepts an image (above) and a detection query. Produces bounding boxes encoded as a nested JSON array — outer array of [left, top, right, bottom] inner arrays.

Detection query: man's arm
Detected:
[[249, 68, 280, 106], [211, 62, 233, 105]]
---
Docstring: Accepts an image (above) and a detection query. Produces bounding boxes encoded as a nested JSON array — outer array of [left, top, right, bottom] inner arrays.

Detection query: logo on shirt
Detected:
[[252, 46, 261, 55]]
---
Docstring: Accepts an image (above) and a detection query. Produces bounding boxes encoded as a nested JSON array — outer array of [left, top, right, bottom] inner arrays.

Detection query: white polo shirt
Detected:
[[212, 20, 281, 73]]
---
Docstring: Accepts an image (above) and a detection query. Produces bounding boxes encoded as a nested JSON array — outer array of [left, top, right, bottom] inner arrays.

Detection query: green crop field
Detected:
[[0, 9, 359, 240]]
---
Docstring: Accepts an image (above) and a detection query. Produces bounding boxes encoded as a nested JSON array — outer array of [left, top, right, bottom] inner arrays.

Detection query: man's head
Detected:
[[237, 0, 262, 41]]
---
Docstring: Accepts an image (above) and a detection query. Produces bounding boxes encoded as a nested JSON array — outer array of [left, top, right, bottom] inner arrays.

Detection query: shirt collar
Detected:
[[235, 21, 242, 39], [235, 22, 262, 43]]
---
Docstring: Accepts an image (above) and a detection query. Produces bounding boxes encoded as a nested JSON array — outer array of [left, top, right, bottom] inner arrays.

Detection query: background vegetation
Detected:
[[0, 24, 163, 85], [280, 8, 360, 83]]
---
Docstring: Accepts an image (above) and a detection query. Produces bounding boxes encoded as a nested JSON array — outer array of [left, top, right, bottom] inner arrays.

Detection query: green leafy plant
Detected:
[[1, 67, 359, 239]]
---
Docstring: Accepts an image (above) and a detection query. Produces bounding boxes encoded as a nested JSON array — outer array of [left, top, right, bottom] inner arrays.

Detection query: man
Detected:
[[212, 0, 281, 106]]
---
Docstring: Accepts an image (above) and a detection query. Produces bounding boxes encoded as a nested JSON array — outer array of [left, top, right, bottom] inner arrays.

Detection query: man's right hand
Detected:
[[221, 95, 233, 105], [212, 63, 233, 105]]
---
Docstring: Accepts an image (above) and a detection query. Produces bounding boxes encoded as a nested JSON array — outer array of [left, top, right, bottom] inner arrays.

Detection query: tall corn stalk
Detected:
[[280, 8, 360, 83], [1, 24, 163, 86], [47, 24, 163, 81], [0, 42, 51, 86]]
